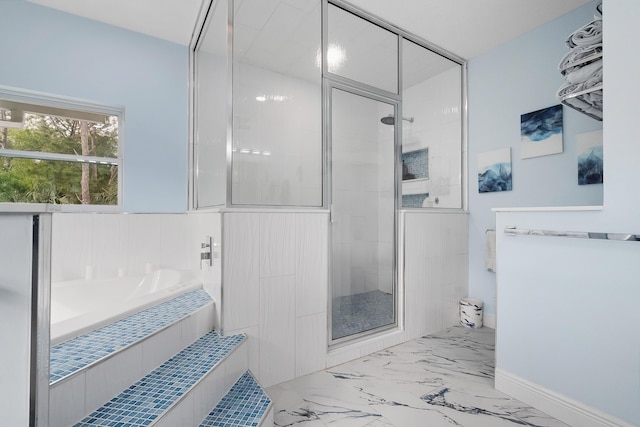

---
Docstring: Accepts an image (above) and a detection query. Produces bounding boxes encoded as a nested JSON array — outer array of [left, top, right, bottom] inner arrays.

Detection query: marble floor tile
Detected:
[[267, 326, 569, 427]]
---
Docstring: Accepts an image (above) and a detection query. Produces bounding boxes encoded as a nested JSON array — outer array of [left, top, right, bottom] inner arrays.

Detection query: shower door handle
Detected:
[[330, 204, 334, 223]]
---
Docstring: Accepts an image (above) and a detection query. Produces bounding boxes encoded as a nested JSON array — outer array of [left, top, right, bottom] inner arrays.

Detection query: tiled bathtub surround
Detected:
[[50, 288, 212, 383], [50, 212, 222, 282], [200, 371, 272, 427], [74, 331, 246, 426], [268, 327, 568, 427]]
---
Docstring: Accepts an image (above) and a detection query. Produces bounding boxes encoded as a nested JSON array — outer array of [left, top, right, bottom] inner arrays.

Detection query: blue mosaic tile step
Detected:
[[50, 288, 213, 383], [199, 371, 271, 427], [74, 331, 246, 427]]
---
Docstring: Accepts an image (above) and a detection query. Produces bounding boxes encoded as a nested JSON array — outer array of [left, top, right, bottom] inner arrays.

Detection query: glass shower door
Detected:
[[330, 87, 396, 341]]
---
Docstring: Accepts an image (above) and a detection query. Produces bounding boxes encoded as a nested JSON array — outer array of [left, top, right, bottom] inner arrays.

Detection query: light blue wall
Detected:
[[0, 0, 188, 212], [467, 1, 603, 317], [487, 1, 640, 423]]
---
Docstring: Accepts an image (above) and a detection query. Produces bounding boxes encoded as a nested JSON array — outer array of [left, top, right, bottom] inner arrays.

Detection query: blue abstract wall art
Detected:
[[521, 104, 564, 159], [577, 130, 603, 185], [478, 148, 512, 193]]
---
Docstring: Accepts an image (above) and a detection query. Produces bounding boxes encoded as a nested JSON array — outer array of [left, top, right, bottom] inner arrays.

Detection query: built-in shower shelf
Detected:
[[402, 148, 429, 181]]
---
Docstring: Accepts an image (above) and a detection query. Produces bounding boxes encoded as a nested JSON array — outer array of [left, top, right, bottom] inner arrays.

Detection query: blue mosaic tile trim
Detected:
[[199, 371, 271, 427], [50, 288, 212, 383], [74, 331, 246, 427]]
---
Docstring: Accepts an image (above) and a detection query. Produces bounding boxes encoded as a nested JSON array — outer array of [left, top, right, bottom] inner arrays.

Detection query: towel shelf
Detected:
[[560, 84, 603, 101], [557, 3, 603, 122], [504, 226, 640, 242], [559, 52, 602, 75], [560, 84, 602, 121]]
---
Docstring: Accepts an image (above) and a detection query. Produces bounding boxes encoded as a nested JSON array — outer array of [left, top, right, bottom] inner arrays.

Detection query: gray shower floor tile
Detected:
[[332, 290, 394, 340]]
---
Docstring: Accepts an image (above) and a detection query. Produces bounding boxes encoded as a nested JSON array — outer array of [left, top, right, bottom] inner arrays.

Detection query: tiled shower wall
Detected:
[[221, 210, 468, 388], [402, 67, 462, 208]]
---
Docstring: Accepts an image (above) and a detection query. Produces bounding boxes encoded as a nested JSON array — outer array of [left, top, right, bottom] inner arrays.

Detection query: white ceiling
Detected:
[[26, 0, 592, 59]]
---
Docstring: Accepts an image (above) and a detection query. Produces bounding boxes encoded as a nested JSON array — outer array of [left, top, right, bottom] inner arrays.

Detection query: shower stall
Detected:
[[192, 0, 464, 349]]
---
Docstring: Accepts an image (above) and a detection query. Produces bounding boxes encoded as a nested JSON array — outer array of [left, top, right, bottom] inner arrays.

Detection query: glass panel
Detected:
[[232, 0, 322, 206], [401, 39, 462, 208], [0, 158, 117, 204], [194, 0, 228, 208], [331, 88, 395, 340], [327, 4, 398, 94], [0, 110, 118, 158]]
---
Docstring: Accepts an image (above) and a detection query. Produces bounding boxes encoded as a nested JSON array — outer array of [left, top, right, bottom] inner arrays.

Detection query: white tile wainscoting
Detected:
[[51, 212, 221, 282], [50, 209, 469, 396], [222, 210, 469, 389], [51, 211, 223, 329], [222, 212, 329, 388]]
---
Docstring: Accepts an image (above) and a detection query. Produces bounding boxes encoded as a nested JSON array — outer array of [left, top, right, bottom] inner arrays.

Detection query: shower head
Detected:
[[380, 114, 414, 125], [380, 115, 395, 125]]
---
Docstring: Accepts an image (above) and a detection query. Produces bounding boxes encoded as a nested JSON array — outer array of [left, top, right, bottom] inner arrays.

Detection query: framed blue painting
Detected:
[[521, 104, 563, 159]]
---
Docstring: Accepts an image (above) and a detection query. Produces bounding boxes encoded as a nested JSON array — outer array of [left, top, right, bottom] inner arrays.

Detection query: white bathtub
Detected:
[[51, 269, 202, 346]]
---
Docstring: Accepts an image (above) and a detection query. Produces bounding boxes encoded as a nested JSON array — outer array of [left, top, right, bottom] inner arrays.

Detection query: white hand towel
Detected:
[[485, 229, 496, 273]]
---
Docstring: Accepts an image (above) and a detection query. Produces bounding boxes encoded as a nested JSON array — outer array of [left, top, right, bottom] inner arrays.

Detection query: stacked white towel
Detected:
[[566, 19, 602, 48], [558, 43, 602, 74], [556, 2, 603, 120]]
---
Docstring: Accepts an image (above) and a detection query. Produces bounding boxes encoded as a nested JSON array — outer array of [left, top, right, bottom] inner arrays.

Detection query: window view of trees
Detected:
[[0, 111, 118, 205]]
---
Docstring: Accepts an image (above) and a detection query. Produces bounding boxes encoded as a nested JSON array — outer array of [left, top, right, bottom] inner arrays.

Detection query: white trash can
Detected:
[[460, 298, 483, 328]]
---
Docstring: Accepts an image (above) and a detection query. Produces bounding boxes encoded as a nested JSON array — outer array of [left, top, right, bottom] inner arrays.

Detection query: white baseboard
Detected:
[[495, 369, 635, 427], [483, 313, 496, 329]]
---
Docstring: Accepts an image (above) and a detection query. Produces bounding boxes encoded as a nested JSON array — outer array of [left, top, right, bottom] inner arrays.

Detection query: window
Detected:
[[0, 92, 121, 206]]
